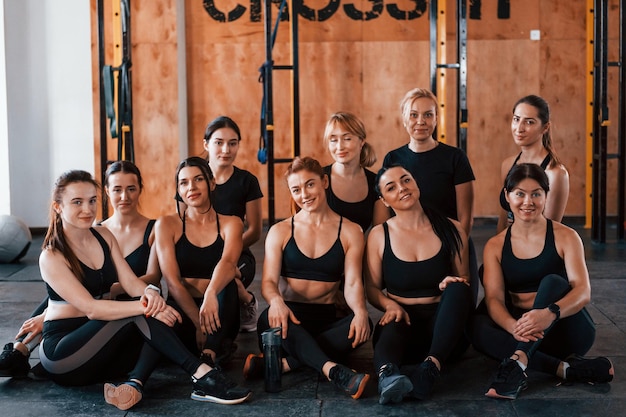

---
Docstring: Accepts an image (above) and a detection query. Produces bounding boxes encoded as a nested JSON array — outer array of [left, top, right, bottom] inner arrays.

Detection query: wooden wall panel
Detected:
[[91, 0, 182, 219], [466, 40, 541, 217], [91, 0, 623, 221]]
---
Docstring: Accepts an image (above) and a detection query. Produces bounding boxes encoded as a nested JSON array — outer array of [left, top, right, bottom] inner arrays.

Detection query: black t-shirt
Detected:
[[212, 166, 263, 221], [383, 143, 475, 220]]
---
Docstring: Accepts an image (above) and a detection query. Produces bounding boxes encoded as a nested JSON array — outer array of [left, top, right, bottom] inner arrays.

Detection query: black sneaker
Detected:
[[485, 358, 528, 400], [328, 364, 370, 399], [0, 343, 30, 378], [191, 368, 251, 405], [409, 358, 440, 400], [377, 363, 413, 405], [242, 353, 264, 380], [215, 340, 238, 367], [566, 355, 614, 384]]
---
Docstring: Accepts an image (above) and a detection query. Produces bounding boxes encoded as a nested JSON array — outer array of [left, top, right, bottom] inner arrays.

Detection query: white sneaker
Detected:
[[239, 292, 258, 332]]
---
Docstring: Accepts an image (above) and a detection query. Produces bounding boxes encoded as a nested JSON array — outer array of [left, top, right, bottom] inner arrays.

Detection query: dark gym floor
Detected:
[[1, 221, 624, 416]]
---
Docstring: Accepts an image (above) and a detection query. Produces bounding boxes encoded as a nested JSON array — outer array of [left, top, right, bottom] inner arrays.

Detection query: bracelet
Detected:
[[144, 284, 161, 296]]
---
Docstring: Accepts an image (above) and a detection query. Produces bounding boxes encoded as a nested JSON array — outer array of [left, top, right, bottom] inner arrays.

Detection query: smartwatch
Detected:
[[548, 303, 560, 321], [144, 284, 161, 296]]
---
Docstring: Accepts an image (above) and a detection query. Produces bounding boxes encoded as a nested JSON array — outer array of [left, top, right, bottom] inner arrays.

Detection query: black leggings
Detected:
[[468, 237, 480, 306], [470, 274, 596, 375], [257, 301, 372, 373], [372, 281, 472, 371], [16, 297, 48, 350], [168, 279, 240, 355], [40, 315, 202, 386], [237, 248, 256, 289]]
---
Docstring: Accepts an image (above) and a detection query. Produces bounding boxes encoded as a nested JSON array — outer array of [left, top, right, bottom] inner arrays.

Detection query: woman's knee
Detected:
[[536, 274, 570, 301], [442, 281, 473, 308]]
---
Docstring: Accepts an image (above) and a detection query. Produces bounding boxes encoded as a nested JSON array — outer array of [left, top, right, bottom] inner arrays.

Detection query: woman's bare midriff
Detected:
[[388, 293, 441, 306], [282, 277, 340, 304], [509, 291, 537, 310]]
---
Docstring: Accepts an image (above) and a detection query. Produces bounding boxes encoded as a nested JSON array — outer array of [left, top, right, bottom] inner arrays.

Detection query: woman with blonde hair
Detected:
[[323, 111, 389, 232]]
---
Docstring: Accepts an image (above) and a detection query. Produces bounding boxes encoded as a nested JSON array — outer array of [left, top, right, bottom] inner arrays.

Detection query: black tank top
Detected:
[[323, 165, 379, 232], [46, 228, 118, 301], [124, 219, 155, 276], [382, 222, 448, 298], [499, 153, 551, 214], [501, 219, 567, 293], [280, 216, 344, 282], [175, 213, 224, 279]]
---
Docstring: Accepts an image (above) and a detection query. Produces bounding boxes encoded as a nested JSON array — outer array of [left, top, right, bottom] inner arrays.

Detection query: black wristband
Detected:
[[548, 303, 560, 321]]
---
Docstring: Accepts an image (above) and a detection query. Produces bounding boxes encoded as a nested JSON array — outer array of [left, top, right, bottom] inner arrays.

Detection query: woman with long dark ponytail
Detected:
[[497, 95, 569, 232], [365, 164, 472, 404]]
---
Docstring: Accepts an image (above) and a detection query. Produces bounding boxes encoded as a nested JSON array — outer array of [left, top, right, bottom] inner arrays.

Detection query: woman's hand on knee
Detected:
[[379, 302, 409, 326], [153, 306, 182, 327], [439, 276, 469, 291]]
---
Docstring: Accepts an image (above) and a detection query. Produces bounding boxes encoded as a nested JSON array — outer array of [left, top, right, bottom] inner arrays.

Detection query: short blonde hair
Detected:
[[400, 88, 439, 123]]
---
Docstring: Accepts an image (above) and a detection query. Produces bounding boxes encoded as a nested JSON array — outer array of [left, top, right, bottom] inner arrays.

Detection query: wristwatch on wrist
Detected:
[[548, 303, 560, 321], [144, 284, 161, 296]]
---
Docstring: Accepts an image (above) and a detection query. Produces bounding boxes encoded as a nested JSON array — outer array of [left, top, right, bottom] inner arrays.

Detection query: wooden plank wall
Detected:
[[91, 0, 622, 222]]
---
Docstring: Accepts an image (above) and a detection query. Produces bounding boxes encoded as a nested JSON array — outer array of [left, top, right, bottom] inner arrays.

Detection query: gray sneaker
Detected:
[[239, 292, 258, 332], [378, 363, 413, 405]]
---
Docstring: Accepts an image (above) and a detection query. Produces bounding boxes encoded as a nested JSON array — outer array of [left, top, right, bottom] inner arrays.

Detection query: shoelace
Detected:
[[333, 367, 355, 387], [378, 364, 394, 378], [242, 304, 256, 318], [495, 360, 518, 382]]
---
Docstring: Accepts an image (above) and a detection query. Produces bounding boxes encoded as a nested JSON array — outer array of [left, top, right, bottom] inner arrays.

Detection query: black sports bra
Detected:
[[124, 219, 156, 276], [175, 212, 224, 279], [280, 216, 345, 283], [381, 222, 448, 298], [323, 165, 379, 232], [499, 153, 551, 214], [46, 228, 118, 302], [501, 219, 567, 293]]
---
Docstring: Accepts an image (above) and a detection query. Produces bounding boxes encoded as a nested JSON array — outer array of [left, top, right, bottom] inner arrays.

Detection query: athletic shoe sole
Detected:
[[485, 380, 528, 400], [243, 353, 264, 380], [190, 390, 252, 405], [104, 382, 142, 410], [349, 373, 370, 400]]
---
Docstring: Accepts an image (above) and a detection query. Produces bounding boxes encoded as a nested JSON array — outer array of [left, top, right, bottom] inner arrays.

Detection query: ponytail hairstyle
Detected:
[[375, 164, 462, 261], [284, 156, 326, 215], [323, 112, 377, 168], [42, 170, 100, 280], [175, 156, 215, 217], [512, 95, 561, 168]]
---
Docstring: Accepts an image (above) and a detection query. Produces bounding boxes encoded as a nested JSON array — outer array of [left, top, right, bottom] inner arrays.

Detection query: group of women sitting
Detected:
[[0, 89, 614, 409]]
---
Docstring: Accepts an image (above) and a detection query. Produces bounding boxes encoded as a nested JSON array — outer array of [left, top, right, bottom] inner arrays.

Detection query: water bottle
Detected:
[[261, 327, 282, 392]]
